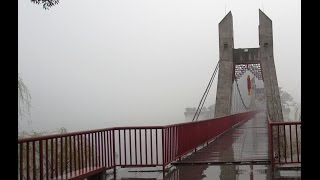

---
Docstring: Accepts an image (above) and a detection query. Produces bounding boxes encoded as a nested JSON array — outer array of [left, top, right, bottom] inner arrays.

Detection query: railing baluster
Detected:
[[112, 130, 116, 167], [145, 129, 148, 165], [296, 124, 299, 162], [283, 125, 287, 163], [135, 129, 137, 165], [98, 132, 101, 167], [81, 134, 84, 170], [39, 140, 43, 180], [95, 132, 98, 167], [20, 143, 23, 180], [277, 125, 280, 163], [139, 129, 142, 165], [156, 129, 158, 165], [78, 135, 81, 171], [85, 134, 87, 171], [69, 136, 72, 177], [124, 130, 127, 165], [65, 137, 68, 178], [162, 128, 165, 170], [164, 128, 167, 165], [55, 138, 58, 178], [129, 129, 132, 165], [33, 141, 36, 180], [289, 125, 293, 163], [60, 137, 63, 179], [73, 135, 76, 173], [119, 130, 122, 165], [107, 131, 110, 167], [168, 127, 171, 162], [90, 133, 93, 169], [51, 139, 54, 179], [150, 129, 153, 165], [27, 142, 30, 180], [102, 131, 105, 168]]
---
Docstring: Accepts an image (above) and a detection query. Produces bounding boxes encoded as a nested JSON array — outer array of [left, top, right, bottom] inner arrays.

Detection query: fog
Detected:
[[18, 0, 300, 133]]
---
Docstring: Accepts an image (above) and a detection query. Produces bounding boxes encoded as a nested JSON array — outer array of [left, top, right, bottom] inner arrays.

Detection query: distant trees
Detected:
[[279, 87, 300, 121], [294, 103, 301, 121], [30, 0, 59, 10], [18, 75, 32, 124]]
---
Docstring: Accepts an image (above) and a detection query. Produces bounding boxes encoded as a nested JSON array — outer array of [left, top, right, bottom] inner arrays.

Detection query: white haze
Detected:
[[18, 0, 300, 133]]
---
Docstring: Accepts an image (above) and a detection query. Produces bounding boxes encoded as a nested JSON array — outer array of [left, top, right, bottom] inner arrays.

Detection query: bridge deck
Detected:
[[173, 112, 269, 164]]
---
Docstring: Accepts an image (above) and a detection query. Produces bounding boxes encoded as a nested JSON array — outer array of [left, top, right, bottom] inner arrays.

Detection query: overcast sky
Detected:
[[18, 0, 300, 133]]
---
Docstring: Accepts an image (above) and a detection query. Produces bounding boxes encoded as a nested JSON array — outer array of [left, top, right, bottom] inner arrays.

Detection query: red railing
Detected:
[[113, 127, 163, 167], [268, 117, 301, 164], [18, 128, 115, 180], [162, 111, 258, 167], [18, 111, 258, 180]]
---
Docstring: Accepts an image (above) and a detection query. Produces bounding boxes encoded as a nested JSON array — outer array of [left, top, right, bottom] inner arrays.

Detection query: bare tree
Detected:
[[30, 0, 60, 10], [18, 75, 32, 124], [279, 87, 296, 118]]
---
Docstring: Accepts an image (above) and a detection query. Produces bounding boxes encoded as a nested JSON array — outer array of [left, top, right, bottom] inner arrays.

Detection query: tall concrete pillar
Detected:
[[214, 10, 283, 122], [214, 12, 234, 117], [258, 9, 284, 122]]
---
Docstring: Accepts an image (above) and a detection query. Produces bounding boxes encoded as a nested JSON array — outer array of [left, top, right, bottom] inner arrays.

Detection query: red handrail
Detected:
[[18, 111, 259, 180], [268, 116, 301, 164]]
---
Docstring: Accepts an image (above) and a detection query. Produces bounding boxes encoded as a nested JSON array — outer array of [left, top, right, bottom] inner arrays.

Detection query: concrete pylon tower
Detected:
[[258, 9, 283, 122], [214, 11, 234, 118], [214, 10, 284, 122]]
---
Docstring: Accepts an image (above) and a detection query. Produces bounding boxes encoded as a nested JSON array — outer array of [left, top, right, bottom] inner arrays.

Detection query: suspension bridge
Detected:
[[18, 10, 301, 180]]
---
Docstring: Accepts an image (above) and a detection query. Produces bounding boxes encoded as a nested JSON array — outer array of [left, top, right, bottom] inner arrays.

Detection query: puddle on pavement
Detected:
[[105, 164, 301, 180]]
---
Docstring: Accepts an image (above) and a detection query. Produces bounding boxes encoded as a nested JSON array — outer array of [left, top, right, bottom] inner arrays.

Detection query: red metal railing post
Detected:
[[60, 137, 63, 178], [51, 139, 54, 178], [27, 142, 30, 180], [156, 129, 158, 165], [134, 129, 137, 165], [145, 129, 148, 165], [33, 141, 36, 180], [90, 133, 93, 170], [107, 131, 110, 167], [68, 136, 72, 177], [168, 127, 171, 162], [124, 130, 127, 165], [65, 137, 68, 178], [113, 129, 116, 180], [39, 140, 43, 180], [150, 129, 153, 165], [289, 125, 293, 163], [129, 129, 132, 165], [77, 135, 81, 171], [118, 130, 122, 166], [19, 143, 23, 180], [296, 124, 299, 162], [162, 128, 165, 178], [139, 129, 142, 165], [277, 126, 280, 163], [283, 125, 287, 163], [98, 132, 101, 167]]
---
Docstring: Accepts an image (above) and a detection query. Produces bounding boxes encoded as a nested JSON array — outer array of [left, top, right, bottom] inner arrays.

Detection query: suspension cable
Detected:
[[192, 61, 220, 122], [234, 77, 249, 110], [195, 65, 218, 121]]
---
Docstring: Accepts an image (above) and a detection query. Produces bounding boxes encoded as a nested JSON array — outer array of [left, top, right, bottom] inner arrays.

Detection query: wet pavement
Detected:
[[172, 112, 269, 164], [105, 164, 301, 179], [104, 112, 300, 179]]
